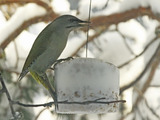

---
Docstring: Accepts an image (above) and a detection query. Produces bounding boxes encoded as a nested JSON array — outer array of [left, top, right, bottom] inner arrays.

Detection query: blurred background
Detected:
[[0, 0, 160, 120]]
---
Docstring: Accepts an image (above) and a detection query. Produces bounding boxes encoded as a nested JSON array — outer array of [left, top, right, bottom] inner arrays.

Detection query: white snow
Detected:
[[0, 3, 46, 45], [118, 19, 147, 54], [60, 31, 87, 58], [51, 0, 70, 13], [78, 0, 120, 19], [120, 0, 160, 14], [96, 31, 133, 65], [0, 11, 6, 27]]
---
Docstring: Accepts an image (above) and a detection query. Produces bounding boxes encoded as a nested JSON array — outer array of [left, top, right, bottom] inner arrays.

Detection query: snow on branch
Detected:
[[0, 1, 58, 50], [91, 7, 160, 28], [0, 0, 52, 11], [0, 3, 46, 46]]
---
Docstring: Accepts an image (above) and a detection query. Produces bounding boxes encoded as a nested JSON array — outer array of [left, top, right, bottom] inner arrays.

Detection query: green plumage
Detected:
[[18, 15, 89, 108]]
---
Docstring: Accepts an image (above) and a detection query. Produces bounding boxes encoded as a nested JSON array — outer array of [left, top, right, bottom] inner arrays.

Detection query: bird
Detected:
[[18, 15, 89, 109]]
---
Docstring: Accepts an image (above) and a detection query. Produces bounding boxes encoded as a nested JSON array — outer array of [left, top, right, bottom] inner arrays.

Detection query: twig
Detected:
[[120, 41, 160, 94], [134, 42, 160, 106], [116, 26, 135, 56], [0, 88, 5, 94], [0, 1, 58, 50], [1, 6, 159, 52], [101, 0, 110, 10], [133, 87, 160, 119], [144, 96, 160, 119], [35, 108, 48, 120], [91, 7, 160, 28], [11, 98, 126, 108], [0, 0, 52, 11], [71, 27, 107, 56], [118, 36, 159, 68], [0, 72, 16, 118]]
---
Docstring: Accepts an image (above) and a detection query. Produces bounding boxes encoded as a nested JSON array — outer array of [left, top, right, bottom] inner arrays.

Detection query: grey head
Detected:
[[52, 15, 89, 33]]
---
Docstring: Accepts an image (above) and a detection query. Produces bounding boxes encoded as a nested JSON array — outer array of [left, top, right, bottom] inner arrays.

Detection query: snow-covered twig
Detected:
[[120, 42, 160, 94], [118, 36, 159, 68]]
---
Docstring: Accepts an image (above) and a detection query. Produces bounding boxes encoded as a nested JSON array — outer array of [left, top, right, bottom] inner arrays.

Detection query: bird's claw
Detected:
[[50, 57, 73, 70]]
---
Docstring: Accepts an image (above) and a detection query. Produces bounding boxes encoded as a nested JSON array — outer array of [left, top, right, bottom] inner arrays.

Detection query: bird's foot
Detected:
[[50, 57, 73, 70]]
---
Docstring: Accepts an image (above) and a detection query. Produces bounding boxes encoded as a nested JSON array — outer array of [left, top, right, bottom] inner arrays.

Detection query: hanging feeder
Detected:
[[54, 58, 121, 114]]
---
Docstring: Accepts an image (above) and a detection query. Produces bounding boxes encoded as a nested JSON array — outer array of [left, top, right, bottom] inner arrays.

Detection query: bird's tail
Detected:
[[18, 70, 29, 81], [29, 71, 58, 109]]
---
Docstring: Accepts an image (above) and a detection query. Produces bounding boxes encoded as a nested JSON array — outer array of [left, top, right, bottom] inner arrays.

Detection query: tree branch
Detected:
[[0, 0, 52, 11], [0, 13, 59, 50], [11, 98, 126, 108], [0, 0, 59, 50], [134, 42, 160, 106], [72, 7, 160, 56], [0, 72, 16, 119], [120, 42, 160, 94], [91, 7, 160, 28], [133, 87, 160, 119], [1, 6, 160, 52], [71, 27, 107, 56], [118, 37, 159, 68]]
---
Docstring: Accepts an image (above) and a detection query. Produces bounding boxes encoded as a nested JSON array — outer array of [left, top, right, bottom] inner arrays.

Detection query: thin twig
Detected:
[[144, 96, 160, 119], [0, 88, 5, 94], [117, 26, 135, 56], [134, 42, 160, 106], [0, 72, 16, 118], [71, 27, 107, 56], [101, 0, 110, 10], [11, 98, 126, 108], [35, 108, 48, 120], [118, 36, 159, 68], [0, 0, 52, 12], [120, 41, 160, 94], [133, 87, 160, 119]]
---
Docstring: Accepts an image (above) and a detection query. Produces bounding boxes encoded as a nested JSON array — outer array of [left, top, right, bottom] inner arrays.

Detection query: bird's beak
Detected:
[[66, 19, 91, 28], [78, 20, 91, 27]]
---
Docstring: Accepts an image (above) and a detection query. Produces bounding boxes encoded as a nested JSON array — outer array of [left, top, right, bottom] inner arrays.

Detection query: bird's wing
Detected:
[[19, 27, 53, 80]]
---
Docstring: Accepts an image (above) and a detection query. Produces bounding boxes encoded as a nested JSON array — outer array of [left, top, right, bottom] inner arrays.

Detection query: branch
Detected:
[[118, 36, 159, 68], [120, 42, 160, 94], [91, 7, 160, 28], [134, 42, 160, 106], [11, 98, 126, 108], [116, 26, 135, 56], [71, 27, 107, 56], [1, 6, 160, 52], [0, 1, 59, 50], [133, 88, 160, 119], [0, 0, 52, 11], [35, 108, 48, 120], [72, 7, 160, 56], [0, 72, 16, 119], [0, 86, 5, 94]]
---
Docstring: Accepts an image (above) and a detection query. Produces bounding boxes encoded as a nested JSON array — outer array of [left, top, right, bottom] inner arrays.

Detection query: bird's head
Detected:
[[53, 15, 90, 32]]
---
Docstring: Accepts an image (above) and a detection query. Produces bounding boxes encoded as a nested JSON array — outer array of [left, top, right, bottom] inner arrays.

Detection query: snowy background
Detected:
[[0, 0, 160, 120]]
